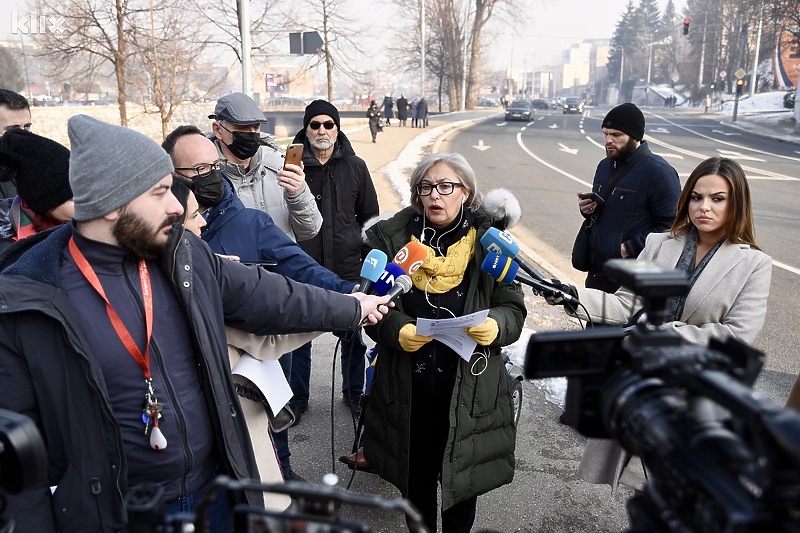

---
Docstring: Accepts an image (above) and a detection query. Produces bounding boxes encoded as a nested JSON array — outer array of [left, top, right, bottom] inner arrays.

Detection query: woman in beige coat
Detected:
[[551, 157, 772, 489]]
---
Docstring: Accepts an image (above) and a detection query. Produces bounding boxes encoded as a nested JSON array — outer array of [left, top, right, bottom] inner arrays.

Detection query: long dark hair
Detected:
[[670, 157, 760, 250]]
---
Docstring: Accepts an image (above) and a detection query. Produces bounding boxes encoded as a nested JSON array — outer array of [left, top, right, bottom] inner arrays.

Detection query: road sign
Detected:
[[735, 68, 746, 79], [719, 70, 727, 78], [672, 75, 680, 82]]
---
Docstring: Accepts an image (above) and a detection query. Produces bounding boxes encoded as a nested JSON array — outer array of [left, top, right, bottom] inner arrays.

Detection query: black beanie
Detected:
[[0, 129, 72, 215], [602, 103, 645, 141], [303, 100, 341, 130]]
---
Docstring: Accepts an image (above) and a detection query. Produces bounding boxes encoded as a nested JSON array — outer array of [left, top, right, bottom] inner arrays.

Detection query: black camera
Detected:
[[525, 259, 800, 532]]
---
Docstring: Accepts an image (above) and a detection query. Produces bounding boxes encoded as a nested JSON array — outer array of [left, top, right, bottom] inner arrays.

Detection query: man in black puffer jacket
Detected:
[[289, 100, 380, 417]]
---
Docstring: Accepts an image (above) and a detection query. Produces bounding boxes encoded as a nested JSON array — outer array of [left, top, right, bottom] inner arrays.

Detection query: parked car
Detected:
[[505, 100, 533, 121], [563, 97, 585, 114], [530, 98, 554, 110]]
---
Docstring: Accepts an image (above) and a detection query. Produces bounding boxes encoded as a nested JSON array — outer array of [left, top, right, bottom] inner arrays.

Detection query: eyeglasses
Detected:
[[308, 120, 336, 130], [175, 160, 223, 177], [415, 182, 464, 196]]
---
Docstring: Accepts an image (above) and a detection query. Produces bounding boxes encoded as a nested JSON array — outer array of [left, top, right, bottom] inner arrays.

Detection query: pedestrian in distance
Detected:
[[396, 94, 409, 127], [382, 93, 394, 126], [361, 152, 526, 533], [410, 97, 420, 128], [367, 100, 382, 143], [575, 102, 680, 293], [419, 96, 429, 127]]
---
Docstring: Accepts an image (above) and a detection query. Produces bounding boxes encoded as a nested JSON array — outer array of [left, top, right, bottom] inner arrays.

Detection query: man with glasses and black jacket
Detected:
[[289, 100, 380, 419]]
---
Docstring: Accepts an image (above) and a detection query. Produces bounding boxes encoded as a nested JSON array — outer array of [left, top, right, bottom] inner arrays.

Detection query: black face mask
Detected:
[[193, 168, 225, 208], [224, 131, 261, 160]]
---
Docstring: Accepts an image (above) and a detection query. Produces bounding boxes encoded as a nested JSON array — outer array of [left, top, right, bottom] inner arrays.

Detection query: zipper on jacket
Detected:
[[124, 271, 194, 497]]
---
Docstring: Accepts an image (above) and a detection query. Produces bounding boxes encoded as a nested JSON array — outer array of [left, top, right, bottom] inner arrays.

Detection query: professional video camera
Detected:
[[127, 474, 428, 533], [0, 408, 49, 533], [524, 259, 800, 533]]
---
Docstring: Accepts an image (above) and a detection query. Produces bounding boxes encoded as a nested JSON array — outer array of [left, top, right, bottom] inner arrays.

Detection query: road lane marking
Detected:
[[559, 143, 578, 154], [646, 111, 800, 163], [473, 140, 490, 151], [717, 149, 765, 162], [774, 260, 800, 275], [516, 132, 591, 188]]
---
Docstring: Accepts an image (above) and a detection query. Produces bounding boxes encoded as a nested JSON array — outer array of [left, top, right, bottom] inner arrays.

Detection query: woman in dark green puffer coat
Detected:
[[363, 152, 526, 533]]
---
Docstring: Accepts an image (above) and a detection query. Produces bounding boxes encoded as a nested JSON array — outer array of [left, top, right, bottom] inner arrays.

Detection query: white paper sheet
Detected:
[[232, 354, 294, 413], [415, 309, 490, 362]]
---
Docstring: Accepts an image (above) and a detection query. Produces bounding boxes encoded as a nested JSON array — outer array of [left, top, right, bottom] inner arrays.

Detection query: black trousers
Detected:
[[406, 384, 477, 533]]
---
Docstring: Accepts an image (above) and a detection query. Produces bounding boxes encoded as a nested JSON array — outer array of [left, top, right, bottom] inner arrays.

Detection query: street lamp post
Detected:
[[613, 46, 624, 104]]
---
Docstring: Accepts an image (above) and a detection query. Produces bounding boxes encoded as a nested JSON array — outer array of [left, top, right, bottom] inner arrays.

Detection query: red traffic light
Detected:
[[682, 18, 690, 35]]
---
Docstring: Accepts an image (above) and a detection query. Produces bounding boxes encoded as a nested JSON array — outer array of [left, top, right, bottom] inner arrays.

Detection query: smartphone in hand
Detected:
[[283, 143, 303, 169], [579, 191, 604, 205]]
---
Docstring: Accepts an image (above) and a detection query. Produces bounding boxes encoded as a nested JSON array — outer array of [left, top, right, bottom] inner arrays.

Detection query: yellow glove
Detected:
[[398, 323, 433, 352], [464, 317, 499, 346]]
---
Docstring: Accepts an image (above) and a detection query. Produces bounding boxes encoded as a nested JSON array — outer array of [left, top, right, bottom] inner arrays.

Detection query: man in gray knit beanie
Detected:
[[68, 114, 175, 221]]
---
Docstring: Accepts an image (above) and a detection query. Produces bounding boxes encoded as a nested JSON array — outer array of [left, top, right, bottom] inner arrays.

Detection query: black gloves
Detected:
[[540, 279, 579, 311]]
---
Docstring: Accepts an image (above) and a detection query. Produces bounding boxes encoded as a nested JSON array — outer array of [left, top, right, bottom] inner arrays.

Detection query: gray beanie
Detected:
[[67, 115, 174, 221]]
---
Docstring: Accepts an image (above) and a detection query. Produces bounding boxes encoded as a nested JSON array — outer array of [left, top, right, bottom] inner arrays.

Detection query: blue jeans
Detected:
[[164, 467, 230, 533], [274, 352, 292, 473], [289, 333, 366, 409]]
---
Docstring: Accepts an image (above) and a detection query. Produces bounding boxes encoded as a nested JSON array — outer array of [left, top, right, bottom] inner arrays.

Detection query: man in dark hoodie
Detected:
[[290, 100, 380, 417]]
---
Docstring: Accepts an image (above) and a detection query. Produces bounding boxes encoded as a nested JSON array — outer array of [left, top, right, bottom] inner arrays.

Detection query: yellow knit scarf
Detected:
[[410, 228, 477, 294]]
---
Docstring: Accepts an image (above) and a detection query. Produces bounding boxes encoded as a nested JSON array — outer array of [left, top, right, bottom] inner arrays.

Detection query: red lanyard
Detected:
[[68, 237, 154, 379]]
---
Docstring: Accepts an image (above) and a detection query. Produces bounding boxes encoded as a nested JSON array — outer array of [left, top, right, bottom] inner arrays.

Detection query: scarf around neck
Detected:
[[665, 227, 725, 322], [409, 227, 477, 294]]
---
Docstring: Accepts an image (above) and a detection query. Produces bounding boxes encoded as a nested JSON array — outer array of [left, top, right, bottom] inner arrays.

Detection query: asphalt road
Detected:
[[444, 106, 800, 403]]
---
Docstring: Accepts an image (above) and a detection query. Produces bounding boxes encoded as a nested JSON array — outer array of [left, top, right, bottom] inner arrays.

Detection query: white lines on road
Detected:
[[774, 260, 800, 276], [712, 130, 741, 136], [497, 122, 507, 126], [548, 124, 559, 129], [647, 110, 800, 163], [516, 132, 592, 188], [558, 143, 578, 155], [716, 149, 765, 162], [650, 127, 670, 134], [585, 136, 604, 150], [473, 140, 490, 151]]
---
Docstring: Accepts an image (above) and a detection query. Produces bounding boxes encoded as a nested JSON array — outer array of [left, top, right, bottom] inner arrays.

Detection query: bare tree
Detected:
[[30, 0, 136, 125], [129, 0, 225, 139]]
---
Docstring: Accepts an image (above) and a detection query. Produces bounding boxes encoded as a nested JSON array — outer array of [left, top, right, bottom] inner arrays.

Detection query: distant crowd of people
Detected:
[[0, 86, 786, 533]]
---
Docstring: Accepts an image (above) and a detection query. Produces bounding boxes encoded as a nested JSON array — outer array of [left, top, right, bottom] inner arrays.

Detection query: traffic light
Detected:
[[710, 83, 715, 90], [683, 18, 690, 35], [736, 78, 745, 95]]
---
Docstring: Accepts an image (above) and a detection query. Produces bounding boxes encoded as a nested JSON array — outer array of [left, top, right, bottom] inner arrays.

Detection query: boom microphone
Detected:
[[372, 263, 406, 296], [359, 249, 388, 294], [392, 241, 427, 275], [481, 252, 579, 306], [480, 227, 547, 282]]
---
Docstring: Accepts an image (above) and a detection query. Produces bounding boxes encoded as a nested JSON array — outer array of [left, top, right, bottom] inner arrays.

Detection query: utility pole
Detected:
[[751, 3, 763, 97], [698, 13, 707, 87], [239, 0, 253, 97], [733, 24, 748, 123], [420, 0, 426, 98]]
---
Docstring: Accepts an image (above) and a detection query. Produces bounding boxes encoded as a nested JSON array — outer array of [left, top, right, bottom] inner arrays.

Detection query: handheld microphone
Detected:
[[481, 252, 579, 307], [384, 275, 412, 302], [392, 241, 427, 275], [359, 250, 388, 294], [480, 227, 547, 282], [359, 275, 412, 327], [372, 263, 406, 296]]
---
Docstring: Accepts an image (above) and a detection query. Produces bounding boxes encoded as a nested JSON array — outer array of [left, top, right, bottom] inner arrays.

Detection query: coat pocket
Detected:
[[469, 361, 504, 418]]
